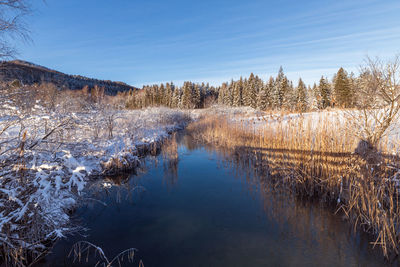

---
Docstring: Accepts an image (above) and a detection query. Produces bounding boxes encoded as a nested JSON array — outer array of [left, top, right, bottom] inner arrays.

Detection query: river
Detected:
[[39, 134, 387, 266]]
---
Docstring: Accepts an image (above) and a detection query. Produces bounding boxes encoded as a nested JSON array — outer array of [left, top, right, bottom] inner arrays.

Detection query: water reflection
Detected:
[[162, 133, 179, 188], [39, 133, 388, 266]]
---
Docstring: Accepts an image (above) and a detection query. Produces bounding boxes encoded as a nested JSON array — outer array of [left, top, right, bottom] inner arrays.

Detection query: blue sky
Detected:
[[17, 0, 400, 87]]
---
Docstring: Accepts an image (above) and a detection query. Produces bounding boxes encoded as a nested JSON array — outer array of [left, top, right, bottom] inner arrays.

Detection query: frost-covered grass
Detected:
[[0, 90, 191, 265]]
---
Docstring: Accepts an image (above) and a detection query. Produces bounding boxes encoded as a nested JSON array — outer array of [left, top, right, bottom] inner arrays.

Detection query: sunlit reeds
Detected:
[[186, 113, 400, 259]]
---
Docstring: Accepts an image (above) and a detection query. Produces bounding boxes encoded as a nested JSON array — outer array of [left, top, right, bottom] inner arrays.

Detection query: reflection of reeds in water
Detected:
[[186, 115, 400, 259], [161, 133, 179, 187]]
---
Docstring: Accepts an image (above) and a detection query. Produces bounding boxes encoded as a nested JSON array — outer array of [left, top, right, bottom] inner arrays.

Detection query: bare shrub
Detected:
[[350, 55, 400, 148]]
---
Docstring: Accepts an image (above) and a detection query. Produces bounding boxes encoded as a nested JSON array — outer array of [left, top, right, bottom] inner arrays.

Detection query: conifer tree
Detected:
[[273, 66, 289, 109], [233, 78, 243, 107], [295, 78, 308, 112], [225, 80, 234, 106], [181, 82, 193, 109], [243, 73, 257, 108], [334, 67, 353, 108], [193, 84, 201, 108], [218, 83, 227, 105], [319, 76, 331, 109], [310, 83, 320, 109], [165, 83, 173, 107], [159, 83, 165, 106], [265, 76, 274, 109], [256, 88, 268, 110], [171, 87, 180, 108], [284, 80, 296, 110]]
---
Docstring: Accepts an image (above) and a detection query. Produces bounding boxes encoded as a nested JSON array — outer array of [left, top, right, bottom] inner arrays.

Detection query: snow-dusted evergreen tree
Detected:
[[348, 71, 357, 107], [256, 88, 268, 110], [284, 80, 296, 110], [243, 73, 257, 108], [159, 83, 166, 105], [218, 83, 228, 105], [225, 80, 234, 106], [272, 66, 289, 109], [279, 77, 290, 109], [309, 83, 320, 110], [171, 87, 181, 108], [318, 76, 331, 109], [165, 82, 173, 107], [264, 76, 274, 109], [181, 82, 193, 109], [192, 84, 201, 108], [233, 77, 243, 107], [334, 67, 353, 108], [295, 78, 308, 112]]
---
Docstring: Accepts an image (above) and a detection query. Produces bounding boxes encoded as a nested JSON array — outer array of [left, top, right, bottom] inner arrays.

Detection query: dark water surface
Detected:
[[40, 135, 387, 267]]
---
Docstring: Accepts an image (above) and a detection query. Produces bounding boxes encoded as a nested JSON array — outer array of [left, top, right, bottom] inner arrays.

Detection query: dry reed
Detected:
[[186, 113, 400, 259]]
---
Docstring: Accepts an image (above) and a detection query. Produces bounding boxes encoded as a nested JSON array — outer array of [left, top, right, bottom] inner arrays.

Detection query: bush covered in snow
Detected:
[[0, 85, 191, 265]]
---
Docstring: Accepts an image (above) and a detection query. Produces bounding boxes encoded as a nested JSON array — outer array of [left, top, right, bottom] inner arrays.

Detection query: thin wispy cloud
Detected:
[[17, 0, 400, 87]]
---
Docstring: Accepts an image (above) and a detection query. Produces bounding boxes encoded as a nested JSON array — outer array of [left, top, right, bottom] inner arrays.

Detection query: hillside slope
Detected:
[[0, 60, 137, 95]]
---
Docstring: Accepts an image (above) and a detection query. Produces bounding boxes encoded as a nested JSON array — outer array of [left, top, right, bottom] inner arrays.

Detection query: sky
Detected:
[[15, 0, 400, 87]]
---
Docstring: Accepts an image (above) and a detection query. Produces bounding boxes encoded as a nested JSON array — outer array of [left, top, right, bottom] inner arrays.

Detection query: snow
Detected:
[[0, 102, 190, 255]]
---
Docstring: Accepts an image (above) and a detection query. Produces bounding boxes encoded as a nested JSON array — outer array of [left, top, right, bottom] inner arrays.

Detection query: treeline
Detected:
[[126, 66, 363, 111]]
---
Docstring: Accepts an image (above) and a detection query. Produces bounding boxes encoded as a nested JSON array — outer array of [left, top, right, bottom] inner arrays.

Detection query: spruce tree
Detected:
[[295, 78, 308, 112], [218, 83, 228, 105], [159, 83, 166, 106], [273, 66, 289, 109], [318, 76, 331, 109], [165, 83, 172, 107], [233, 78, 243, 107], [334, 67, 352, 108], [182, 82, 194, 109], [256, 88, 267, 110], [193, 84, 201, 108], [225, 80, 234, 106], [265, 76, 274, 109], [244, 73, 257, 108], [310, 83, 320, 109], [171, 87, 180, 108]]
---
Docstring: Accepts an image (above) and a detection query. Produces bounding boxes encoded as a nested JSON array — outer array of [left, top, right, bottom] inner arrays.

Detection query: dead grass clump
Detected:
[[69, 241, 143, 267]]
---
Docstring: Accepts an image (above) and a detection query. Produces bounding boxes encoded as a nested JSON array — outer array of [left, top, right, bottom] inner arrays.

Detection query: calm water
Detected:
[[39, 135, 387, 266]]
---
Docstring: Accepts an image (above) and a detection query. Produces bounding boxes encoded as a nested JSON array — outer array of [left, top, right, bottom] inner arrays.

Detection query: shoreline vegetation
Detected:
[[186, 112, 400, 260], [0, 84, 191, 266], [1, 55, 400, 266]]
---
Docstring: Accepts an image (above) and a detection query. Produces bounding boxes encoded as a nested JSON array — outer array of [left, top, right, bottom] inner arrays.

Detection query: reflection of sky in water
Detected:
[[42, 135, 386, 267]]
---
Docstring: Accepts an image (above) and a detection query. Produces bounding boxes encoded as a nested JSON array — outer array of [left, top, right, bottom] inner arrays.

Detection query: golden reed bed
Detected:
[[186, 114, 400, 259]]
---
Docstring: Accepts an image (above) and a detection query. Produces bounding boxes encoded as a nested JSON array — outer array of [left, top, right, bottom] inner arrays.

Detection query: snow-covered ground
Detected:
[[0, 101, 191, 259]]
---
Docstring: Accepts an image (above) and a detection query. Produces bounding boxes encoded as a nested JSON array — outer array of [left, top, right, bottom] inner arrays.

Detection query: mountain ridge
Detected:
[[0, 60, 138, 95]]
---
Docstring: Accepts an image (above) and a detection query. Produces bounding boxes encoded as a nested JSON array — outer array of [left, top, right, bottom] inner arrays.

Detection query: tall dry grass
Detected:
[[186, 113, 400, 259]]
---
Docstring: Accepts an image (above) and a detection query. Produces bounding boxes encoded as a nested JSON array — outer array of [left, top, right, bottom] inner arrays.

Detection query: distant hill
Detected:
[[0, 60, 138, 95]]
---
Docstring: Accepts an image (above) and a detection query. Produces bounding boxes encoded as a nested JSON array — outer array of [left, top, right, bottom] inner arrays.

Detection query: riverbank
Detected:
[[0, 103, 191, 265]]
